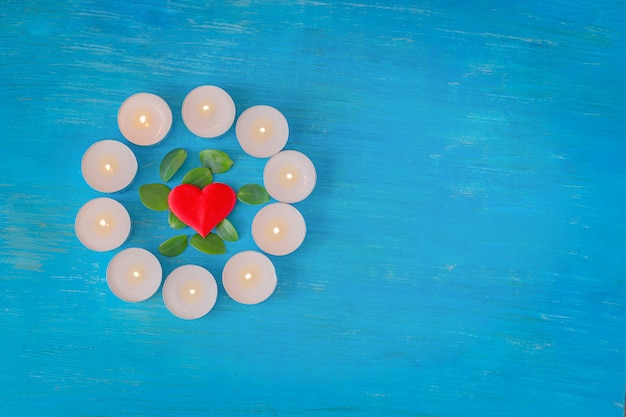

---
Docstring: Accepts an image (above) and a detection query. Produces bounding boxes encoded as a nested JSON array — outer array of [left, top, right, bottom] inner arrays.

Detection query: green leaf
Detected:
[[139, 183, 171, 211], [215, 218, 239, 242], [159, 148, 187, 182], [168, 211, 187, 229], [237, 184, 270, 205], [182, 167, 213, 188], [158, 235, 188, 257], [190, 233, 226, 255], [199, 149, 234, 174]]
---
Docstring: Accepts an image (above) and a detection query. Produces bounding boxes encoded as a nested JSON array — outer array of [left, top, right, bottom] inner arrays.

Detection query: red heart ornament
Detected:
[[168, 183, 236, 237]]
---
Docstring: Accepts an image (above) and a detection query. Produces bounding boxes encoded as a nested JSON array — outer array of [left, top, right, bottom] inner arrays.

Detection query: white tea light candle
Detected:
[[263, 150, 316, 203], [252, 203, 306, 256], [106, 248, 162, 302], [182, 85, 236, 138], [222, 251, 277, 305], [75, 197, 131, 252], [162, 264, 218, 320], [81, 140, 138, 193], [117, 92, 172, 146], [235, 105, 289, 158]]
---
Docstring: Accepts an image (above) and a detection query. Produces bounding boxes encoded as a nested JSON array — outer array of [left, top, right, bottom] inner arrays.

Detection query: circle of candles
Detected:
[[263, 150, 316, 203], [75, 197, 131, 252], [235, 105, 289, 158], [222, 251, 277, 305], [181, 85, 236, 138], [106, 248, 162, 302], [162, 264, 218, 320], [251, 203, 306, 256], [117, 92, 173, 146], [81, 139, 138, 193]]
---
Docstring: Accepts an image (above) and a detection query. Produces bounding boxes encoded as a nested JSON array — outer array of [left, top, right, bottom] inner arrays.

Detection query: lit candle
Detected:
[[106, 247, 162, 302], [222, 250, 277, 305], [75, 197, 131, 252], [162, 264, 218, 320], [117, 92, 173, 146], [81, 139, 138, 193], [235, 105, 289, 158], [251, 203, 306, 256], [263, 150, 316, 203], [181, 85, 236, 138]]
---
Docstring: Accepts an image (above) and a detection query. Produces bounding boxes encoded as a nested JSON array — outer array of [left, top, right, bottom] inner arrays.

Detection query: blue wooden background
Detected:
[[1, 1, 625, 416]]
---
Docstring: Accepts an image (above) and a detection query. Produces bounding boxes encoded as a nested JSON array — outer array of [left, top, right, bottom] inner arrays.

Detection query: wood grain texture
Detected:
[[1, 1, 625, 416]]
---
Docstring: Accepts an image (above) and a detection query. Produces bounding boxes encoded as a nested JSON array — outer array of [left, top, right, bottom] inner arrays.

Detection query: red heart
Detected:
[[168, 183, 236, 237]]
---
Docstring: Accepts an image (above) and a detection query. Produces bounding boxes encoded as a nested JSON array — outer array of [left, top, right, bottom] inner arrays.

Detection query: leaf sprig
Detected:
[[237, 184, 271, 205], [159, 148, 187, 182], [139, 184, 170, 211], [158, 234, 188, 257], [138, 148, 270, 257]]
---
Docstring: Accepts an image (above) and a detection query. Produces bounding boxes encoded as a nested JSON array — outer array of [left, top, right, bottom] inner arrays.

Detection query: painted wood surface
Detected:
[[1, 1, 625, 416]]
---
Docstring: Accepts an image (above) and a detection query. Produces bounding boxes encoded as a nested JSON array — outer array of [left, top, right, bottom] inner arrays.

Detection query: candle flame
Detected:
[[104, 163, 113, 173], [99, 219, 109, 227], [273, 226, 280, 235], [189, 288, 196, 295], [286, 172, 293, 180], [244, 273, 252, 280], [139, 114, 149, 127], [202, 104, 210, 111], [259, 127, 266, 134], [133, 270, 141, 278]]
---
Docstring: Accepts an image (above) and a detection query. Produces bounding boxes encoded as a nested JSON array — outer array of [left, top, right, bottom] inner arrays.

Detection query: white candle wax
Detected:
[[106, 248, 162, 302], [182, 85, 236, 138], [235, 105, 289, 158], [81, 140, 138, 193], [222, 251, 277, 305], [117, 92, 172, 146], [75, 197, 131, 252], [252, 203, 306, 256], [263, 150, 316, 203], [162, 264, 218, 320]]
